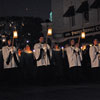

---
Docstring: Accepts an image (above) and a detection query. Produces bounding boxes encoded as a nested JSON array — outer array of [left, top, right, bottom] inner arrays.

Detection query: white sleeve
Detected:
[[79, 50, 83, 61], [14, 47, 20, 62], [34, 44, 40, 60], [89, 46, 97, 62], [67, 47, 74, 61], [2, 47, 8, 61]]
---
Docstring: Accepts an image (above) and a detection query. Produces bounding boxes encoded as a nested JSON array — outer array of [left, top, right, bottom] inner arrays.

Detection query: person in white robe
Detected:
[[34, 36, 52, 83], [89, 39, 100, 81], [89, 39, 100, 68], [34, 36, 52, 67], [75, 43, 82, 66], [2, 39, 19, 69], [67, 40, 82, 68], [66, 40, 82, 82]]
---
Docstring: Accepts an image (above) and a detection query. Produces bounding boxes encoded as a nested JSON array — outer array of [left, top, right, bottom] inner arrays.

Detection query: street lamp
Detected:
[[1, 35, 6, 43], [81, 45, 86, 51], [46, 28, 52, 44], [78, 31, 86, 45], [12, 30, 18, 48], [2, 38, 6, 43], [13, 30, 18, 39], [47, 28, 52, 36], [81, 31, 85, 39]]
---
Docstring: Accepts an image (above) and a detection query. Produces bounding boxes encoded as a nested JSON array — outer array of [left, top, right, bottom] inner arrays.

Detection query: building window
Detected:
[[71, 16, 75, 26], [83, 11, 89, 23], [69, 16, 75, 28]]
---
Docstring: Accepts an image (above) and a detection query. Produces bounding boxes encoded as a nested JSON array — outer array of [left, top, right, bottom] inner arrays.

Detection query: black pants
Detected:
[[36, 65, 53, 84], [90, 67, 100, 82], [68, 66, 82, 83], [1, 68, 19, 83]]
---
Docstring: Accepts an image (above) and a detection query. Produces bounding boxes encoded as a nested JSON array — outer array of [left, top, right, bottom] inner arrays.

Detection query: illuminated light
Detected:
[[2, 38, 6, 42], [25, 50, 32, 54], [90, 44, 92, 47], [81, 32, 85, 39], [9, 24, 12, 27], [61, 47, 64, 50], [26, 40, 29, 43], [33, 50, 35, 53], [13, 30, 18, 38], [48, 28, 52, 36], [61, 47, 64, 51], [81, 45, 86, 51]]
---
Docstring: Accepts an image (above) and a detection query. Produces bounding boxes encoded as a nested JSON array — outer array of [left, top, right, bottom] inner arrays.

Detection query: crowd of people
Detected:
[[0, 35, 100, 84]]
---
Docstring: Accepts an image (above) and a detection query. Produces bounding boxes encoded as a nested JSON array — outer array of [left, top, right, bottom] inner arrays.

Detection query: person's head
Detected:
[[18, 49, 22, 56], [70, 39, 75, 46], [93, 39, 98, 46], [7, 39, 12, 46], [25, 45, 31, 51], [75, 43, 79, 48], [54, 44, 59, 49], [39, 36, 44, 43]]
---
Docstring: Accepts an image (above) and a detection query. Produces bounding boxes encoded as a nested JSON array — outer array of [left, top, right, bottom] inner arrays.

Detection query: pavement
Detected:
[[0, 81, 100, 100]]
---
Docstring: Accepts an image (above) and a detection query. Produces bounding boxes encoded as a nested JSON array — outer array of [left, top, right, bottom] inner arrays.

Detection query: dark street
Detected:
[[0, 82, 100, 100]]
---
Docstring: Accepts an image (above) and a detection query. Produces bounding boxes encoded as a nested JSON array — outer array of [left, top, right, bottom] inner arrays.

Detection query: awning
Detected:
[[76, 1, 89, 13], [63, 6, 75, 17], [90, 0, 100, 8]]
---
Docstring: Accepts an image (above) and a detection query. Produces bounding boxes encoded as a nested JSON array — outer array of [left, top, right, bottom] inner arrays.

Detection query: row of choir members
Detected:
[[1, 37, 100, 70]]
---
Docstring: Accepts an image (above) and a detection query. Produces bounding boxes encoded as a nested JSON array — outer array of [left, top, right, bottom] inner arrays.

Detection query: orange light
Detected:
[[81, 45, 86, 51], [48, 28, 52, 36], [81, 32, 85, 39], [13, 30, 18, 38], [2, 38, 6, 42]]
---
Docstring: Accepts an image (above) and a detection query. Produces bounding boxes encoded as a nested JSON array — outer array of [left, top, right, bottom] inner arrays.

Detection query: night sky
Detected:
[[0, 0, 51, 20]]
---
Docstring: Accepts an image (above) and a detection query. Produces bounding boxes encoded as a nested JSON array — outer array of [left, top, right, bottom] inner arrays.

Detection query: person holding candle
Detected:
[[2, 38, 19, 69], [34, 34, 52, 84]]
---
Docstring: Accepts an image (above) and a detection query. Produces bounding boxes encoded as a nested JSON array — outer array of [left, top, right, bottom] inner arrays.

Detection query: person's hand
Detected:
[[10, 48, 14, 54], [43, 44, 47, 49]]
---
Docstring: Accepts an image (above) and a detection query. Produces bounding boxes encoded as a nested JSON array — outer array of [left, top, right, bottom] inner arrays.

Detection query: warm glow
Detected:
[[81, 45, 86, 51], [13, 31, 18, 38], [18, 49, 22, 56], [2, 38, 6, 42], [81, 32, 85, 39], [90, 44, 92, 47], [48, 28, 52, 36]]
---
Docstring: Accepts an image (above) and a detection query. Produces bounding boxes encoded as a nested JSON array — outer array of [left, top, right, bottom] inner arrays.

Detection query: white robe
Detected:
[[34, 43, 52, 67], [89, 45, 100, 68], [2, 46, 19, 69], [66, 46, 82, 68]]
